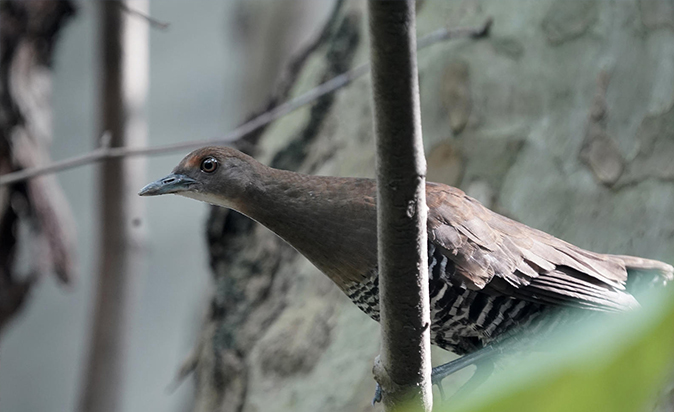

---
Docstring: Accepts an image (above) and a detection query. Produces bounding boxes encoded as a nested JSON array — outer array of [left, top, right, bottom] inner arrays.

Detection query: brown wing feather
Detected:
[[425, 182, 671, 312]]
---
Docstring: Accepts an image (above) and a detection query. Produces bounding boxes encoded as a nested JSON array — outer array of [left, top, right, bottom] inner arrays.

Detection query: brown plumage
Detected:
[[425, 184, 671, 312], [140, 146, 673, 354]]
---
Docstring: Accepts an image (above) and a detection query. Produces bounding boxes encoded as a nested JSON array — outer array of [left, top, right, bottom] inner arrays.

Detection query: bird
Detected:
[[140, 146, 673, 397]]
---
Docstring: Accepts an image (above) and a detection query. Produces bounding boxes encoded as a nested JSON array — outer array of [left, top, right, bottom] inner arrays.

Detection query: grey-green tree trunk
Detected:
[[192, 1, 674, 411]]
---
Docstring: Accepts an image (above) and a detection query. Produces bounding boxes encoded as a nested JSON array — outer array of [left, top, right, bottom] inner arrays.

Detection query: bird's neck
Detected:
[[236, 166, 379, 287]]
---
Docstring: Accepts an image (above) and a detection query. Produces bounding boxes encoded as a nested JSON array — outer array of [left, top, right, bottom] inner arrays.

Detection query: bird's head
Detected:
[[139, 146, 260, 209]]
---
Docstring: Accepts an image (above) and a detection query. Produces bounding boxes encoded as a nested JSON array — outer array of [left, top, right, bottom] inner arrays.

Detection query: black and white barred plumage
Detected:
[[346, 243, 559, 355]]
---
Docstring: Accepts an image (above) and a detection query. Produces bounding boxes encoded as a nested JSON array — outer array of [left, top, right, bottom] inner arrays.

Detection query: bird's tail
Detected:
[[610, 254, 674, 290]]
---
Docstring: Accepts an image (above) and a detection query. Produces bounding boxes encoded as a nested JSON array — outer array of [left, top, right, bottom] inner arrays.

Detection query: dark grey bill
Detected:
[[138, 174, 198, 196]]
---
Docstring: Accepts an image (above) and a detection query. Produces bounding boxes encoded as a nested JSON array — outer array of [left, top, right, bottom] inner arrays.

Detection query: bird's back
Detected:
[[339, 181, 673, 354]]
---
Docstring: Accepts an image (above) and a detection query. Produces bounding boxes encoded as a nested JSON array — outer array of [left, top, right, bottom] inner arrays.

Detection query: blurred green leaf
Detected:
[[441, 287, 674, 412]]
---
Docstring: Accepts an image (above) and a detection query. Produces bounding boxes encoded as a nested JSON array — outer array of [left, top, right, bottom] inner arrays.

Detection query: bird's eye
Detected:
[[200, 157, 218, 173]]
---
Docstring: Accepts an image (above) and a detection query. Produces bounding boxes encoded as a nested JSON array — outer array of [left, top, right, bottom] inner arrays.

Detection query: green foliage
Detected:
[[441, 288, 674, 412]]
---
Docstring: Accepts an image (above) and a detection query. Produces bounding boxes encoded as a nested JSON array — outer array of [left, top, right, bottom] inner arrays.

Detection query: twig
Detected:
[[417, 17, 492, 48], [0, 19, 492, 187], [117, 2, 170, 30]]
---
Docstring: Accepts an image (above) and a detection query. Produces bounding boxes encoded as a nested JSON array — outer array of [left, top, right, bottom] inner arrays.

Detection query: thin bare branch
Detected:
[[0, 19, 492, 188], [117, 2, 170, 30], [417, 17, 492, 48]]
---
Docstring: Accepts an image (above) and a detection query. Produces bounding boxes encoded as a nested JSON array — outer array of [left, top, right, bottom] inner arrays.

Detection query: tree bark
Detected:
[[0, 0, 76, 336], [368, 1, 432, 410], [195, 1, 674, 411], [79, 2, 148, 412]]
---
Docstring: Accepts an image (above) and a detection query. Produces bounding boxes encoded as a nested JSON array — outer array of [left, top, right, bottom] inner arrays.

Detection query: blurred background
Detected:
[[0, 1, 331, 411], [1, 1, 673, 412]]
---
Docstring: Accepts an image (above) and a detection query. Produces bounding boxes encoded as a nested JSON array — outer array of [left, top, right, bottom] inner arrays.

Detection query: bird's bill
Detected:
[[138, 173, 198, 196]]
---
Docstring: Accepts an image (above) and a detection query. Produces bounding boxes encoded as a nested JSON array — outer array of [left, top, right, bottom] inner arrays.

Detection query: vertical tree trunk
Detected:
[[368, 1, 432, 411], [79, 2, 148, 411]]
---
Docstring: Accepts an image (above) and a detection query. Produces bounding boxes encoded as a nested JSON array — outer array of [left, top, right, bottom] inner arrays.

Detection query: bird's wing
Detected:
[[426, 183, 642, 312]]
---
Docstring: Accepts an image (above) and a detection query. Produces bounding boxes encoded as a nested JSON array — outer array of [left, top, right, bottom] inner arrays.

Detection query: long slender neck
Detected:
[[236, 166, 379, 287]]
